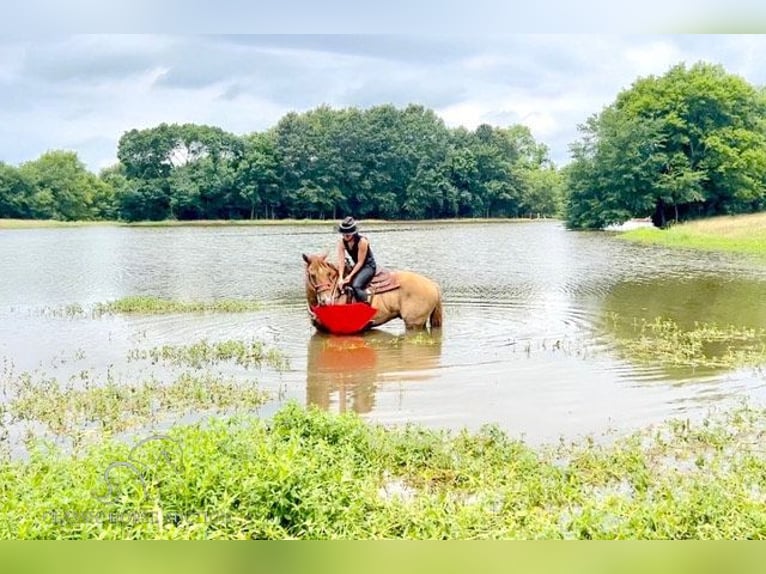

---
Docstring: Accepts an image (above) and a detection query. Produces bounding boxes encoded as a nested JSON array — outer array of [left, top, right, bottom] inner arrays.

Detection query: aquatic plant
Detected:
[[606, 313, 766, 369], [93, 296, 263, 316], [7, 370, 269, 438], [127, 339, 288, 370]]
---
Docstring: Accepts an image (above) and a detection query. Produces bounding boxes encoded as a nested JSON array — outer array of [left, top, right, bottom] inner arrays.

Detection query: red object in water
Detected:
[[311, 303, 376, 335]]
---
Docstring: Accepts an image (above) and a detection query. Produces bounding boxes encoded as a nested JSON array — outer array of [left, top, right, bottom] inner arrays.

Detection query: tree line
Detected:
[[0, 104, 563, 223], [3, 62, 766, 228]]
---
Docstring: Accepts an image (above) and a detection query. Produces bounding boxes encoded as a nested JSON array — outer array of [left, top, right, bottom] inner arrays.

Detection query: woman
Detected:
[[336, 216, 376, 304]]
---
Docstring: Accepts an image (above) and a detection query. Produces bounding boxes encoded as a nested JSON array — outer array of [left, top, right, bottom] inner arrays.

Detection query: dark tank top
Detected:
[[343, 234, 376, 269]]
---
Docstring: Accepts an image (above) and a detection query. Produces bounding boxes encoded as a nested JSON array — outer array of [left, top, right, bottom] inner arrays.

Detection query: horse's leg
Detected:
[[399, 291, 440, 330], [400, 299, 430, 330]]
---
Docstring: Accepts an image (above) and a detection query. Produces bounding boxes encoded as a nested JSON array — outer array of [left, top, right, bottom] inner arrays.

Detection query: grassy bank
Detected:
[[3, 402, 766, 539], [1, 217, 547, 230], [620, 212, 766, 257], [0, 218, 337, 229], [0, 219, 114, 229]]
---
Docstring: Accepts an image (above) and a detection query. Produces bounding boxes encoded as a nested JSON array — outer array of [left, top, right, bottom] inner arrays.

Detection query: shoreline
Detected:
[[0, 216, 555, 230], [617, 212, 766, 258]]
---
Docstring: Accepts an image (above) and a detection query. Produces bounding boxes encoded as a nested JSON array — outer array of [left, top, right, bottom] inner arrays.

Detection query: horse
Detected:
[[302, 253, 443, 331]]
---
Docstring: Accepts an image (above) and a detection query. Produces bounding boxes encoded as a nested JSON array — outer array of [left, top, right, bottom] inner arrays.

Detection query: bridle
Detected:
[[305, 264, 341, 300]]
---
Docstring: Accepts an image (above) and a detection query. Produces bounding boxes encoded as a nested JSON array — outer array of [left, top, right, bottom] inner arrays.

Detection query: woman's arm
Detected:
[[336, 240, 346, 282], [345, 238, 368, 281]]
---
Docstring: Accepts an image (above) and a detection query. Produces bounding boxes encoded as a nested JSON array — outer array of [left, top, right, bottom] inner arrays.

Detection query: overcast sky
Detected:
[[1, 34, 765, 172]]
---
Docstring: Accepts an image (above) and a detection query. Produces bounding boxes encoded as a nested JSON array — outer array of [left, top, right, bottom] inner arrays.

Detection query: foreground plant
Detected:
[[3, 403, 766, 539]]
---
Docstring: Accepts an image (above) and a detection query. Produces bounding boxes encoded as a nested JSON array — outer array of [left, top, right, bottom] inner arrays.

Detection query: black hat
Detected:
[[338, 216, 358, 234]]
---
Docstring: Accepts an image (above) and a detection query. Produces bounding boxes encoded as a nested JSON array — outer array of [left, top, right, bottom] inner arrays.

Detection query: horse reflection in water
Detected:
[[306, 329, 443, 414]]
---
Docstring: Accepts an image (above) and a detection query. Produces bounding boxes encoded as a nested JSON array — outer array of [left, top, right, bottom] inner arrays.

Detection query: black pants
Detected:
[[347, 265, 375, 303]]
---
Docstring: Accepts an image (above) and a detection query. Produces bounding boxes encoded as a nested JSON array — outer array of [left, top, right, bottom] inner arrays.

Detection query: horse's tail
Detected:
[[429, 293, 443, 328]]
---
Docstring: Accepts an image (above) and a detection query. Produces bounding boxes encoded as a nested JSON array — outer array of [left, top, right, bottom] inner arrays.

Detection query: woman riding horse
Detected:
[[337, 216, 376, 304], [303, 252, 443, 331]]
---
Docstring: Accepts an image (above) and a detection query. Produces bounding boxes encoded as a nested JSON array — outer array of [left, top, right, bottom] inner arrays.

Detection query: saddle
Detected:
[[368, 268, 399, 295]]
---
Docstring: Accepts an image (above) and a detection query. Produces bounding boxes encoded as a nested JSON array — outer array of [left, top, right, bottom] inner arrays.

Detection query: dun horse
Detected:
[[303, 253, 443, 331]]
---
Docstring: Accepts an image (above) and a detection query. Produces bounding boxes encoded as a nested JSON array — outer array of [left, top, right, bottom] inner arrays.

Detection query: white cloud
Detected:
[[2, 34, 766, 171], [623, 40, 684, 77]]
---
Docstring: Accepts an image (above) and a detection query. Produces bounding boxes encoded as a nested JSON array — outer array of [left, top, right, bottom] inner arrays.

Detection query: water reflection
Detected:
[[4, 222, 766, 442], [306, 329, 443, 414], [602, 275, 766, 329]]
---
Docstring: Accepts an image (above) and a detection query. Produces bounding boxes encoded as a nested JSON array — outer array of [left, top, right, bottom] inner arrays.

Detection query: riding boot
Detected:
[[355, 288, 373, 304]]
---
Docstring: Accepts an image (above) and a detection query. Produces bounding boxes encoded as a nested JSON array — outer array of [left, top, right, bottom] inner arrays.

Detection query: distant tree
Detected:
[[18, 151, 102, 221], [0, 162, 33, 218], [233, 132, 280, 219], [98, 165, 129, 220]]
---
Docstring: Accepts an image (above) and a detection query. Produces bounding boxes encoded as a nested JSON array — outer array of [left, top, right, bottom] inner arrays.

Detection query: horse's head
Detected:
[[303, 253, 340, 306]]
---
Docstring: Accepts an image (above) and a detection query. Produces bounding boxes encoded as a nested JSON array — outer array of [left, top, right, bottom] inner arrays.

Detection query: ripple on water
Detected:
[[2, 221, 766, 445]]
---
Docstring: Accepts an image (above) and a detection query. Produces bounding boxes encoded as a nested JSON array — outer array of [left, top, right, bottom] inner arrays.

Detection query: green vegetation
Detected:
[[93, 296, 263, 315], [0, 152, 114, 222], [127, 340, 288, 370], [566, 63, 766, 229], [0, 219, 113, 229], [0, 105, 564, 223], [29, 297, 264, 319], [606, 313, 766, 370], [8, 371, 268, 438], [3, 403, 766, 539], [620, 212, 766, 257], [1, 330, 284, 443]]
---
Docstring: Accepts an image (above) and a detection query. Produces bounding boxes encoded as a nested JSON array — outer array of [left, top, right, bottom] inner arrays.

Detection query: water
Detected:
[[2, 221, 766, 445]]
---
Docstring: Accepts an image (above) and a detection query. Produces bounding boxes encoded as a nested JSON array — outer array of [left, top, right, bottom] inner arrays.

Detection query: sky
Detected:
[[1, 34, 766, 172]]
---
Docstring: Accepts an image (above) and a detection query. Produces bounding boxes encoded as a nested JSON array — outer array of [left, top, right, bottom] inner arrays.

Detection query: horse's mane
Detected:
[[322, 260, 339, 274]]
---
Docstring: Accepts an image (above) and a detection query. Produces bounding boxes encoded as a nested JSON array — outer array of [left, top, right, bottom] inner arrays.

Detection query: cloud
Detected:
[[20, 35, 168, 84], [2, 34, 766, 171]]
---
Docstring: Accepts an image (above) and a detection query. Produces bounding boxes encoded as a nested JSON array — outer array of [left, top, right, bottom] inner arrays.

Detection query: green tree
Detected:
[[18, 151, 100, 221], [566, 62, 766, 229], [0, 162, 33, 218], [234, 132, 280, 219], [98, 165, 130, 220], [522, 166, 564, 218], [117, 123, 243, 221]]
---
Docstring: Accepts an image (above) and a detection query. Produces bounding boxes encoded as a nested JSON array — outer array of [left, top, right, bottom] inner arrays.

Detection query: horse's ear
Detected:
[[302, 253, 311, 264], [319, 252, 328, 261]]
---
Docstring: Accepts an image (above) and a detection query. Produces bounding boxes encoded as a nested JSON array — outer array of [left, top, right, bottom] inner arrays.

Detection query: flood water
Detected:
[[2, 220, 766, 445]]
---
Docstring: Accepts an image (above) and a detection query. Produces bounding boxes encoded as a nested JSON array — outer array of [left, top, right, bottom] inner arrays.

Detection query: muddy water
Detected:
[[1, 221, 766, 444]]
